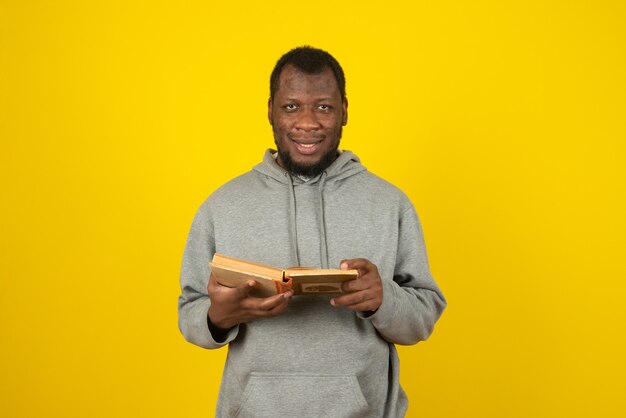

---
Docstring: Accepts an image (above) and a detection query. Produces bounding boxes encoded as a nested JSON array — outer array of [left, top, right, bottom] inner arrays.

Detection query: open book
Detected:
[[210, 253, 359, 297]]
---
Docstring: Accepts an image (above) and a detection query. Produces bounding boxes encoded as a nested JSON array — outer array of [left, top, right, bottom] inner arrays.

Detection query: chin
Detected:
[[278, 147, 339, 178]]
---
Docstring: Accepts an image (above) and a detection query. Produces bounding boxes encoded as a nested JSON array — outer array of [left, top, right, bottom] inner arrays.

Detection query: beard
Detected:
[[275, 127, 342, 178]]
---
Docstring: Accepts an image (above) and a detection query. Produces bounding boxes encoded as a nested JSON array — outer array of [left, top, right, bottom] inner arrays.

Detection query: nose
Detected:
[[294, 107, 321, 131]]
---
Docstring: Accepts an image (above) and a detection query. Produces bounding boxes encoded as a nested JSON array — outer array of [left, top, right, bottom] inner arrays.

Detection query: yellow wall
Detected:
[[1, 1, 624, 417]]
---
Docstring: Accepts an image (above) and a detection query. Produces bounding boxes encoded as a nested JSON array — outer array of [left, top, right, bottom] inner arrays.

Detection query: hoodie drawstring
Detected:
[[318, 172, 329, 269], [286, 174, 301, 266]]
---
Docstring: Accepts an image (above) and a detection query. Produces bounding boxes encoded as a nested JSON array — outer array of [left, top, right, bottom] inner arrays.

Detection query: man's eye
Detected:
[[284, 104, 297, 111], [318, 105, 331, 111]]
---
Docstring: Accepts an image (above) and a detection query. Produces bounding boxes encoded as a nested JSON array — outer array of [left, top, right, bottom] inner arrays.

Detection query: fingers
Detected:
[[238, 291, 292, 321], [339, 259, 379, 293], [336, 299, 379, 313], [244, 291, 293, 311], [331, 290, 374, 308], [331, 290, 381, 312], [342, 275, 372, 293], [340, 258, 374, 275], [335, 258, 382, 312], [340, 259, 377, 290], [208, 288, 293, 329], [208, 272, 255, 299]]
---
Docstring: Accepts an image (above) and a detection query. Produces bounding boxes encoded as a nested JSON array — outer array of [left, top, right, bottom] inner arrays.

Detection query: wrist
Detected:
[[207, 306, 235, 331], [207, 309, 233, 343]]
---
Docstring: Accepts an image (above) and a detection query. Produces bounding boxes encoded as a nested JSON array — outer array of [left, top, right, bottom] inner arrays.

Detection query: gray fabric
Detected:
[[178, 149, 446, 417]]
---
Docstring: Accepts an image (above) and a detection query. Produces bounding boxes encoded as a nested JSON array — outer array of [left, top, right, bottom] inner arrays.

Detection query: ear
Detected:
[[267, 98, 273, 125], [341, 97, 348, 126]]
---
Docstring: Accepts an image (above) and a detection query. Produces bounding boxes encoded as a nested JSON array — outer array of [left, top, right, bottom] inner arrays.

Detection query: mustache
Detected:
[[286, 133, 326, 141]]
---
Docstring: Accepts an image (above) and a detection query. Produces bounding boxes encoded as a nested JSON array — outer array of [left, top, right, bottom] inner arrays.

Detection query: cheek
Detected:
[[320, 114, 341, 126], [272, 116, 290, 130], [274, 123, 287, 136], [323, 121, 343, 134], [272, 122, 290, 142]]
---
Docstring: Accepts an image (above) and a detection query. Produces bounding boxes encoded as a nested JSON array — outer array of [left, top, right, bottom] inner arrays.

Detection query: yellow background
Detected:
[[1, 1, 625, 417]]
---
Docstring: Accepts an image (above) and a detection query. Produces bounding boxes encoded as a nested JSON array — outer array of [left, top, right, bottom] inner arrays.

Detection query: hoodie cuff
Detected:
[[356, 279, 398, 330], [192, 298, 239, 348]]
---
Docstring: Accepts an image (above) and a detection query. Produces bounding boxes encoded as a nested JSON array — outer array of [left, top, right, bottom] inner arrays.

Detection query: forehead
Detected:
[[275, 65, 341, 99]]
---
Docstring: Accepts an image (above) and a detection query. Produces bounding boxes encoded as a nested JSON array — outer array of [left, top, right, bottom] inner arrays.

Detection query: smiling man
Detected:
[[178, 46, 446, 417], [269, 53, 347, 178]]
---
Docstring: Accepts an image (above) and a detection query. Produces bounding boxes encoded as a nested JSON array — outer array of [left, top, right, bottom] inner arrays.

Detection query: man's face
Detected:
[[268, 65, 347, 177]]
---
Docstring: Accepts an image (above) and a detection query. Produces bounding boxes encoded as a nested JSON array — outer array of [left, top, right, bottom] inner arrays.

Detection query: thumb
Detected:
[[339, 258, 370, 277], [340, 258, 367, 270], [235, 280, 256, 299]]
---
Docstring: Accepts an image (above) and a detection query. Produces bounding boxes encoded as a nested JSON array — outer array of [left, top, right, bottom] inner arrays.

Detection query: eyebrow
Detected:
[[282, 96, 336, 102]]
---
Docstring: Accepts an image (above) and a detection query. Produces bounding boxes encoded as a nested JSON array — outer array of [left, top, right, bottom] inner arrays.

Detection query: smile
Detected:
[[290, 138, 323, 155]]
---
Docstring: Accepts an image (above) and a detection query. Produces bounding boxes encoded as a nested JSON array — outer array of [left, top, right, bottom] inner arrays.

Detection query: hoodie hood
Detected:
[[253, 149, 367, 268]]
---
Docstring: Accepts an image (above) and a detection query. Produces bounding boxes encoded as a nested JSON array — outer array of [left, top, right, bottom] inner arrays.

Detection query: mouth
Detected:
[[289, 136, 324, 155]]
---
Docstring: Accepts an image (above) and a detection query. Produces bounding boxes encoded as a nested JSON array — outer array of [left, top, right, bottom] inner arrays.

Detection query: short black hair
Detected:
[[270, 46, 346, 101]]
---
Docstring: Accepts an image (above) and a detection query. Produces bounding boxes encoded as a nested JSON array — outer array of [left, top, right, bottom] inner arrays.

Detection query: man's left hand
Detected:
[[330, 258, 383, 313]]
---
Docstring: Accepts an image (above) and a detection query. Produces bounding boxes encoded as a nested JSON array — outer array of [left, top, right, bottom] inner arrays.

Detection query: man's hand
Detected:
[[330, 258, 383, 313], [207, 273, 293, 331]]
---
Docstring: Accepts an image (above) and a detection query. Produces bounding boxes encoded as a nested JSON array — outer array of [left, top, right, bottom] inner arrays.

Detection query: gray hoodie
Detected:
[[178, 149, 446, 417]]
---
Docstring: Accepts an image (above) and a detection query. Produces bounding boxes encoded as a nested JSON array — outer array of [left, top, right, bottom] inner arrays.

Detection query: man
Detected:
[[178, 46, 446, 417]]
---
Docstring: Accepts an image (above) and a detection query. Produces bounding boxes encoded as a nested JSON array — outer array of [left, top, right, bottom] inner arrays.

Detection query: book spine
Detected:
[[274, 275, 293, 294]]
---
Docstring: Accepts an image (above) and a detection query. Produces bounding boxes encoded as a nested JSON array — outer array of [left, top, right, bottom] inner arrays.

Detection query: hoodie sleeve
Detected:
[[359, 206, 446, 345], [177, 202, 240, 349]]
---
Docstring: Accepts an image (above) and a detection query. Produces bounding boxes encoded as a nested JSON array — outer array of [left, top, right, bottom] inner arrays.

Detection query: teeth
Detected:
[[299, 143, 315, 148]]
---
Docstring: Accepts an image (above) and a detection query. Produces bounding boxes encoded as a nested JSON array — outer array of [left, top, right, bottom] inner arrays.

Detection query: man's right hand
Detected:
[[207, 273, 293, 331]]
